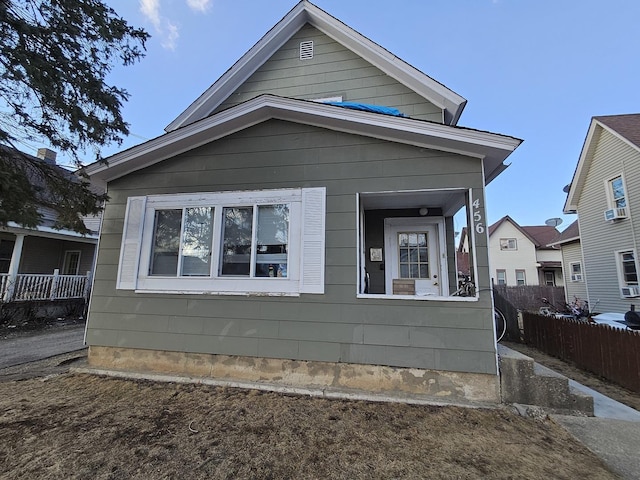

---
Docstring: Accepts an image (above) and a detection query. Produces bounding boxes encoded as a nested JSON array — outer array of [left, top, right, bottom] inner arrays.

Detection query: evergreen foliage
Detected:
[[0, 0, 148, 233]]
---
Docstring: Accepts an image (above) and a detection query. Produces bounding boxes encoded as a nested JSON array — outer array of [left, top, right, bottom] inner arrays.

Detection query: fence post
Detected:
[[84, 271, 92, 300], [50, 269, 60, 300]]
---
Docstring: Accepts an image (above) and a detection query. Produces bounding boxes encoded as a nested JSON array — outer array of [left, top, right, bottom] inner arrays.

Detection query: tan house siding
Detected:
[[577, 128, 640, 311], [215, 24, 443, 122]]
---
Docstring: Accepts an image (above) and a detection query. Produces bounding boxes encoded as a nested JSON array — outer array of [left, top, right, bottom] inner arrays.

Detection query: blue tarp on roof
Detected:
[[324, 101, 407, 117]]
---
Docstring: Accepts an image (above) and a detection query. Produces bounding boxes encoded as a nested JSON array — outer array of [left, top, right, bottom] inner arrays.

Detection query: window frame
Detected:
[[515, 269, 526, 286], [543, 271, 555, 286], [616, 249, 639, 288], [62, 250, 81, 275], [117, 187, 325, 296], [570, 262, 583, 282], [496, 269, 506, 285], [606, 174, 627, 210], [499, 238, 517, 251]]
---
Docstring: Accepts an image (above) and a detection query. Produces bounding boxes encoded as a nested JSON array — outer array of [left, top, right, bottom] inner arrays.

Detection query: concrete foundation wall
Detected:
[[89, 346, 500, 405]]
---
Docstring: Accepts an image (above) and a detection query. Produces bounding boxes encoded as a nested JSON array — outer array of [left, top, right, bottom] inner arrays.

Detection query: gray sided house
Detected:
[[565, 114, 640, 313], [84, 1, 521, 404], [547, 221, 588, 305], [1, 148, 98, 307]]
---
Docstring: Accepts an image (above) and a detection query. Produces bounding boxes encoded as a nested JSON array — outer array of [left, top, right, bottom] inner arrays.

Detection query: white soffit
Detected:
[[165, 0, 467, 132], [86, 95, 521, 184]]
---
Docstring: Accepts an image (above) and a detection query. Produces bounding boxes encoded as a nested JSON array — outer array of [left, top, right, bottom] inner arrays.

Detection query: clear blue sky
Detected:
[[99, 0, 640, 230]]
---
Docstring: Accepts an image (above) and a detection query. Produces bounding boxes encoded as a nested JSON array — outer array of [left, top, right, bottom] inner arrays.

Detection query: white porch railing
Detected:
[[0, 269, 92, 303]]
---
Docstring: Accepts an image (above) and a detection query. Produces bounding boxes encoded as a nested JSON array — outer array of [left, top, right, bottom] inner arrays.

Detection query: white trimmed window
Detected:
[[499, 238, 517, 250], [117, 187, 326, 296], [496, 269, 506, 285], [570, 262, 583, 282], [617, 250, 638, 286], [515, 269, 526, 286], [608, 175, 627, 209]]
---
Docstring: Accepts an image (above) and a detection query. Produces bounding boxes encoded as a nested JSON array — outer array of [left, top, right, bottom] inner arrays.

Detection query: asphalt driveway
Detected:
[[0, 325, 85, 368]]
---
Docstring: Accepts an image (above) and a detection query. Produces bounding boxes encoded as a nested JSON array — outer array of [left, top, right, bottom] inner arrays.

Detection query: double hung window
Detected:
[[609, 176, 626, 209], [618, 251, 638, 286], [117, 187, 325, 295]]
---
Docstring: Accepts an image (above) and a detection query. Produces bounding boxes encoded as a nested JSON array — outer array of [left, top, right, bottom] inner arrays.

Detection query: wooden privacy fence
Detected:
[[523, 312, 640, 393], [493, 285, 566, 313]]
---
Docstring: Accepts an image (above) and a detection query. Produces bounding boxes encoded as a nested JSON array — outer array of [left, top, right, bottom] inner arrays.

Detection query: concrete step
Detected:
[[498, 344, 594, 416]]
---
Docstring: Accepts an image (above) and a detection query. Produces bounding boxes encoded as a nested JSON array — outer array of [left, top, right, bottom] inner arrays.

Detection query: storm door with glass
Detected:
[[384, 219, 442, 296]]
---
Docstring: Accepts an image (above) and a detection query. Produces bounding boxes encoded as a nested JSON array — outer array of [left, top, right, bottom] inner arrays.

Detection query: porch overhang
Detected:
[[2, 223, 98, 244]]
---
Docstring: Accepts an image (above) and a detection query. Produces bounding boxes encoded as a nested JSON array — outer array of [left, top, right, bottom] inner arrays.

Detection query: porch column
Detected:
[[3, 233, 25, 302]]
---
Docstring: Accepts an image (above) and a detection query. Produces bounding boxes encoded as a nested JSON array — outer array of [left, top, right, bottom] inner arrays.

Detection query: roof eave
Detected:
[[564, 118, 602, 213], [87, 96, 520, 184]]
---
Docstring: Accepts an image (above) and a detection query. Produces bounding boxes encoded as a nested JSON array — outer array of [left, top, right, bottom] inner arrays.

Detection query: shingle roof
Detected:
[[488, 215, 559, 249], [594, 114, 640, 149], [520, 225, 561, 249], [547, 220, 579, 247]]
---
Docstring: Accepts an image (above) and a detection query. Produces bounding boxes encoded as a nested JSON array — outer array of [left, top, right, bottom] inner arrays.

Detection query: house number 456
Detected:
[[472, 199, 484, 234]]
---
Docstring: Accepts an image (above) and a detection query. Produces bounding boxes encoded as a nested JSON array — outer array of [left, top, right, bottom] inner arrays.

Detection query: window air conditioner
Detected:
[[604, 208, 627, 221], [621, 286, 640, 298], [571, 274, 583, 282]]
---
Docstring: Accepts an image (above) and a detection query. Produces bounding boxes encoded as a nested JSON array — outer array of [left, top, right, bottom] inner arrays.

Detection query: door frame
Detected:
[[383, 217, 448, 296]]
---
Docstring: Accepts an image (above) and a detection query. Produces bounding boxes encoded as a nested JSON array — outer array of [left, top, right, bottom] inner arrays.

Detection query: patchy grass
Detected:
[[0, 373, 617, 479]]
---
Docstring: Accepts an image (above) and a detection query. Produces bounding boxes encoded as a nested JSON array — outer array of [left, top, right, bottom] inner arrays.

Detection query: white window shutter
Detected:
[[300, 187, 326, 294], [116, 196, 147, 290]]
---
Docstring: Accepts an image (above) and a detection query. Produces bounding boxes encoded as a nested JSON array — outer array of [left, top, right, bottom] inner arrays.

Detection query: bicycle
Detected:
[[452, 276, 507, 342]]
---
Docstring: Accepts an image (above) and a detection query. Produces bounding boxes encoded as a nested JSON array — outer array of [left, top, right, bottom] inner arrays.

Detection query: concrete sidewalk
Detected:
[[552, 378, 640, 479]]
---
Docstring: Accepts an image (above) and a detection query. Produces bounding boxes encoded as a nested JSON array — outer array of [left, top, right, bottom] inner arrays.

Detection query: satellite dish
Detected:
[[545, 218, 563, 227], [562, 184, 571, 193]]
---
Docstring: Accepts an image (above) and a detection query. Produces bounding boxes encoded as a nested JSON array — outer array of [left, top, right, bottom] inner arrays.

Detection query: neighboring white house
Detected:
[[564, 114, 640, 312], [486, 216, 562, 287]]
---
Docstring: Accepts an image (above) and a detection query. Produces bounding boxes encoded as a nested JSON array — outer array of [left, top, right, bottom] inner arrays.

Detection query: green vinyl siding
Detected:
[[87, 119, 495, 375], [215, 24, 443, 122], [577, 128, 640, 311]]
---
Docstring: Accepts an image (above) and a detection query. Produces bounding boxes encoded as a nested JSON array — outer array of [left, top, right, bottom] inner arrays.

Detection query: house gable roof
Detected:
[[564, 114, 640, 213], [547, 220, 579, 247], [488, 215, 559, 249], [85, 95, 521, 184], [165, 0, 467, 132]]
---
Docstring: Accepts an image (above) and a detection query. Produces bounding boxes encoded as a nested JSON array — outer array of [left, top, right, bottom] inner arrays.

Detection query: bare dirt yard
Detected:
[[0, 349, 623, 480]]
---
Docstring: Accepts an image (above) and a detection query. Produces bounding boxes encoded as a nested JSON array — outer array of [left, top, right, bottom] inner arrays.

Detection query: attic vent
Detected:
[[299, 41, 313, 60]]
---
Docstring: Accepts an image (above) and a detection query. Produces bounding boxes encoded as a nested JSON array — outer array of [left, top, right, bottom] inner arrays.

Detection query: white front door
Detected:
[[384, 218, 445, 296]]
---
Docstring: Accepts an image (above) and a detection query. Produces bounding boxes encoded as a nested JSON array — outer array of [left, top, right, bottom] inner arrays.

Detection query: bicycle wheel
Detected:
[[494, 307, 506, 342]]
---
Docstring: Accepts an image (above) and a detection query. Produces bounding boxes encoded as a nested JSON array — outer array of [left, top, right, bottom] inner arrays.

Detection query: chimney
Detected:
[[36, 148, 57, 165]]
